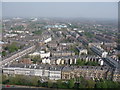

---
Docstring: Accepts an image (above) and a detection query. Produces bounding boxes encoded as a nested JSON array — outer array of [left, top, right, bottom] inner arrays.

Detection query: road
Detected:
[[2, 85, 73, 90]]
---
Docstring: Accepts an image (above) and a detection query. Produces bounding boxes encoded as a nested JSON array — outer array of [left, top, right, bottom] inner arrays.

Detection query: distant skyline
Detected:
[[2, 2, 118, 19]]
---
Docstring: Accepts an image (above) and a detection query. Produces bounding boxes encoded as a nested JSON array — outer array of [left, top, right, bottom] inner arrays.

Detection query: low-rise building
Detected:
[[91, 46, 108, 58], [18, 58, 32, 64], [42, 58, 50, 64], [3, 64, 63, 80], [49, 66, 62, 80], [51, 51, 75, 57], [77, 47, 88, 55], [44, 37, 52, 43], [29, 51, 50, 59], [62, 66, 112, 80], [29, 52, 40, 57], [40, 51, 50, 59]]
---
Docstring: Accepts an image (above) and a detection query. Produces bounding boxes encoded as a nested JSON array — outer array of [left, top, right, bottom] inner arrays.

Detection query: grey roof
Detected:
[[4, 63, 64, 71], [62, 65, 109, 71]]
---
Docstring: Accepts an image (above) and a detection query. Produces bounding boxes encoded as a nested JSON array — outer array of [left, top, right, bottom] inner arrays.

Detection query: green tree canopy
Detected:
[[68, 79, 74, 89]]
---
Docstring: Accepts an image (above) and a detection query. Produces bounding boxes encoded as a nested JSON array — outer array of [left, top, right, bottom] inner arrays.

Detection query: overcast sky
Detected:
[[2, 2, 118, 19]]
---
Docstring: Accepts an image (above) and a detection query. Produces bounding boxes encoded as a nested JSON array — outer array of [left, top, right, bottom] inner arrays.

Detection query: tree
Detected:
[[57, 80, 68, 89], [74, 83, 79, 89], [61, 82, 68, 89], [86, 80, 95, 88], [31, 76, 39, 86], [68, 79, 74, 89], [113, 82, 120, 88], [2, 51, 6, 56], [101, 82, 107, 88], [42, 82, 48, 87], [79, 83, 85, 88], [75, 59, 99, 66], [78, 76, 87, 88], [95, 81, 107, 88], [9, 75, 21, 85], [31, 56, 41, 64], [76, 59, 81, 65], [2, 74, 9, 84], [57, 80, 62, 88], [37, 80, 42, 87], [47, 80, 53, 88], [32, 30, 42, 35], [6, 42, 20, 53], [117, 54, 120, 60], [52, 83, 58, 88], [7, 75, 39, 86], [76, 59, 85, 66]]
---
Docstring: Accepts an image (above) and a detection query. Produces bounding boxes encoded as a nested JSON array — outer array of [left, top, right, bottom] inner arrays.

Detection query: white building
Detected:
[[29, 52, 40, 57], [15, 30, 24, 33], [79, 49, 88, 55], [56, 59, 61, 65], [44, 37, 52, 43], [3, 64, 62, 80], [77, 47, 88, 55], [40, 52, 50, 58], [34, 69, 43, 76], [42, 69, 49, 77], [98, 59, 104, 66], [4, 34, 18, 38], [102, 52, 108, 58], [42, 58, 50, 64], [49, 70, 61, 80], [28, 51, 50, 59], [49, 66, 62, 80]]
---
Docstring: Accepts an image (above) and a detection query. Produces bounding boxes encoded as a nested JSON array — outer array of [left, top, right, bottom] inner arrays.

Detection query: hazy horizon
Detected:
[[2, 2, 118, 19]]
